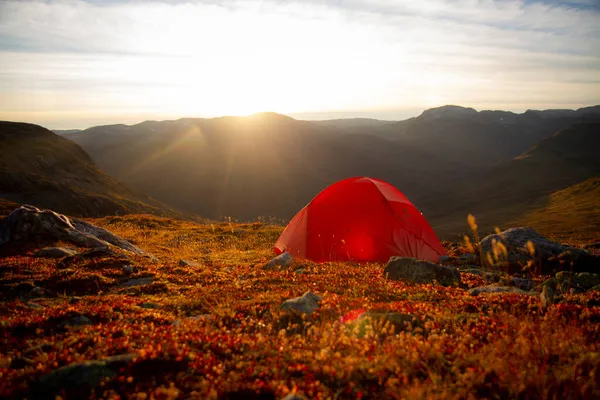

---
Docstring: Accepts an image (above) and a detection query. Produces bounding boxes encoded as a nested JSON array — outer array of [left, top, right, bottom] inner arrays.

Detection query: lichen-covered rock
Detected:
[[479, 227, 598, 274], [280, 291, 321, 315], [384, 257, 461, 286], [0, 205, 153, 258]]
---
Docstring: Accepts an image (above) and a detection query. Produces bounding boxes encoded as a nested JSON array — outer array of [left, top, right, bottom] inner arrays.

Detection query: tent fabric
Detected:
[[274, 177, 447, 263]]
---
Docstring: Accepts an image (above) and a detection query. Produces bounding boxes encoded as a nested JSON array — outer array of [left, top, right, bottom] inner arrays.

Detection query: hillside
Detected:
[[0, 121, 186, 218], [513, 177, 600, 242], [64, 106, 600, 228], [429, 122, 600, 237]]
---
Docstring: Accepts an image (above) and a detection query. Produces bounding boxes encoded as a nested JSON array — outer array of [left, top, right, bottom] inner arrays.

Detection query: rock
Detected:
[[57, 313, 93, 329], [280, 394, 308, 400], [497, 277, 535, 291], [541, 285, 556, 308], [33, 247, 79, 258], [0, 205, 153, 259], [383, 257, 461, 287], [10, 356, 35, 369], [555, 271, 600, 292], [122, 265, 134, 275], [469, 285, 534, 296], [572, 272, 600, 290], [25, 302, 45, 309], [264, 252, 293, 270], [178, 259, 199, 267], [438, 255, 450, 263], [358, 312, 418, 333], [138, 302, 161, 309], [30, 287, 44, 297], [458, 253, 477, 265], [479, 227, 598, 274], [34, 353, 136, 395], [120, 276, 153, 287], [280, 291, 321, 315], [457, 267, 503, 283], [13, 281, 36, 295], [69, 296, 82, 304]]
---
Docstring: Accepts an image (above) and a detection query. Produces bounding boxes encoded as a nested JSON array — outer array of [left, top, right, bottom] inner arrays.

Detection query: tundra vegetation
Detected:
[[0, 213, 599, 399]]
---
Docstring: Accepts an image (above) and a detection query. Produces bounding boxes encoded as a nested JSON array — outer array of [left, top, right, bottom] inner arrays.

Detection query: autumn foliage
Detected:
[[0, 215, 599, 399]]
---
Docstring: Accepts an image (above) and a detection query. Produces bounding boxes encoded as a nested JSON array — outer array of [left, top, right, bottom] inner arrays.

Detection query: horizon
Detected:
[[38, 102, 599, 131], [1, 0, 599, 129]]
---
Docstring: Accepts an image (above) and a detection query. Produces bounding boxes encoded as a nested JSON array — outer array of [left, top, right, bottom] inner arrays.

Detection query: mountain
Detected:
[[430, 122, 600, 237], [0, 121, 185, 218], [63, 106, 600, 236], [53, 129, 82, 136]]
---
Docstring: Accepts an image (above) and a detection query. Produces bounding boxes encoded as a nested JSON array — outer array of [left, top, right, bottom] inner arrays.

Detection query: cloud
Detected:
[[0, 0, 598, 127]]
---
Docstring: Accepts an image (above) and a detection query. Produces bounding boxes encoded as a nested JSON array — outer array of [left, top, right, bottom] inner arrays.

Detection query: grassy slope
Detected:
[[431, 123, 600, 240], [0, 121, 188, 219], [513, 177, 600, 243], [1, 214, 599, 399]]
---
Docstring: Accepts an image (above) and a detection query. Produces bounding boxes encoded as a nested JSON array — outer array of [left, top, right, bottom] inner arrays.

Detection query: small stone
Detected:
[[122, 265, 134, 275], [25, 302, 45, 309], [264, 252, 293, 270], [438, 255, 450, 263], [30, 287, 44, 297], [469, 286, 534, 296], [13, 281, 36, 294], [57, 313, 93, 329], [69, 297, 82, 304], [359, 312, 417, 333], [138, 302, 161, 309], [280, 291, 322, 315], [541, 285, 555, 308], [280, 394, 308, 400], [10, 357, 35, 369], [178, 259, 199, 267], [120, 277, 153, 287], [33, 247, 79, 258]]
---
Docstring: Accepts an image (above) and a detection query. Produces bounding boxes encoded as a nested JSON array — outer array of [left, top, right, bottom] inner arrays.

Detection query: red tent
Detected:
[[274, 177, 446, 263]]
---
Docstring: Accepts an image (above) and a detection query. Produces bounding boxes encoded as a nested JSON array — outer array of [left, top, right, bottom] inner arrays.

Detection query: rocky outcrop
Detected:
[[0, 205, 153, 258], [479, 227, 597, 274]]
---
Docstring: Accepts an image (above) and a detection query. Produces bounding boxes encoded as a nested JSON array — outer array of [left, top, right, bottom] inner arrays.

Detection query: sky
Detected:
[[0, 0, 599, 129]]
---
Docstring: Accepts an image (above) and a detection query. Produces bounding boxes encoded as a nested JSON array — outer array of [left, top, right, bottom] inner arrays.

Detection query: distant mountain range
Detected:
[[56, 105, 600, 238], [0, 121, 186, 218]]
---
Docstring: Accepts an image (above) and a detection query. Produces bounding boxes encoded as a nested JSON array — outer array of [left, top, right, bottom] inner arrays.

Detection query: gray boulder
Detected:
[[264, 252, 293, 270], [384, 257, 461, 287], [0, 205, 153, 258], [480, 227, 598, 274], [280, 291, 321, 315], [33, 247, 79, 258]]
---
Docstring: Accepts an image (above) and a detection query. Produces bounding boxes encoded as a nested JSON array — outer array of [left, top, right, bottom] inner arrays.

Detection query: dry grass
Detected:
[[0, 214, 599, 399]]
